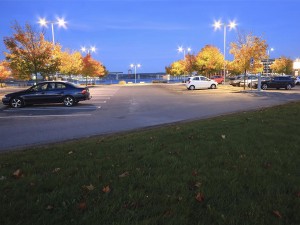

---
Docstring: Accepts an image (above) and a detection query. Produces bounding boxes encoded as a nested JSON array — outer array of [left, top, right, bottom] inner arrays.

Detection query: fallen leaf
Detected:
[[102, 185, 111, 193], [272, 210, 282, 218], [195, 192, 205, 202], [77, 201, 87, 210], [12, 169, 23, 178], [194, 182, 202, 188], [119, 171, 130, 178], [192, 170, 198, 176], [221, 134, 226, 139], [82, 184, 95, 191], [52, 168, 61, 173], [46, 205, 54, 210], [68, 151, 73, 155]]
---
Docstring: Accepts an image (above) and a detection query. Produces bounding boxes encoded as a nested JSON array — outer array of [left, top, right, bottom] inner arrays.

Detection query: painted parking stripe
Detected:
[[3, 105, 102, 111], [0, 114, 92, 119]]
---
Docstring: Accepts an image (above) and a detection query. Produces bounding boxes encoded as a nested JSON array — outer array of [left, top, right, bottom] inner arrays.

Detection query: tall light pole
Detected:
[[267, 47, 274, 76], [130, 64, 141, 84], [213, 20, 237, 84], [177, 46, 191, 60], [38, 17, 67, 45]]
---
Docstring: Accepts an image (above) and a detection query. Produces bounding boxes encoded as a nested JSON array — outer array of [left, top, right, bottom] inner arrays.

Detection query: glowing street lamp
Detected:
[[177, 46, 191, 59], [266, 47, 274, 76], [81, 46, 97, 55], [130, 63, 141, 84], [38, 17, 67, 45], [213, 20, 237, 83]]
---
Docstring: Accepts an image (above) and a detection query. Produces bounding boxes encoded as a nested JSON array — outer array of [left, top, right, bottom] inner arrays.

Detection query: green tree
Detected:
[[195, 45, 224, 76], [3, 22, 60, 81], [270, 56, 293, 75], [229, 32, 267, 74]]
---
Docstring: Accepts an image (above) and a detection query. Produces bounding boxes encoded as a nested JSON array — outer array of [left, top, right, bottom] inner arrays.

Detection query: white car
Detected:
[[295, 76, 300, 85], [185, 76, 218, 90]]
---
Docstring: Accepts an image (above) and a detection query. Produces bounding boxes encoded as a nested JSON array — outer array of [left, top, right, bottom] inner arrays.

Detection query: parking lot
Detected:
[[1, 83, 300, 151]]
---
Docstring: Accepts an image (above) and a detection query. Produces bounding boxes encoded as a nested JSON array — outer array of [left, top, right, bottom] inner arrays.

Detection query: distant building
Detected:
[[261, 58, 275, 75], [293, 58, 300, 76]]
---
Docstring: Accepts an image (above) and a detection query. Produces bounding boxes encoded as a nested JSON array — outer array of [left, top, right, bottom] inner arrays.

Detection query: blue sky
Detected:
[[0, 0, 299, 73]]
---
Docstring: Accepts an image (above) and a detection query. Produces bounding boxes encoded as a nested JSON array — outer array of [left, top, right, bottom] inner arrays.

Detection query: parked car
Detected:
[[239, 75, 258, 88], [294, 76, 300, 85], [229, 75, 245, 86], [251, 76, 272, 88], [2, 81, 91, 108], [260, 76, 295, 90], [210, 75, 224, 84], [185, 76, 218, 90]]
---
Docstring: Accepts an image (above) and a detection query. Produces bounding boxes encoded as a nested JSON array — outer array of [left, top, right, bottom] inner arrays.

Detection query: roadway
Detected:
[[1, 84, 300, 152]]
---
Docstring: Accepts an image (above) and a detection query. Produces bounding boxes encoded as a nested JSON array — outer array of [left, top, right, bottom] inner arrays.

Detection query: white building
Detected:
[[293, 58, 300, 76]]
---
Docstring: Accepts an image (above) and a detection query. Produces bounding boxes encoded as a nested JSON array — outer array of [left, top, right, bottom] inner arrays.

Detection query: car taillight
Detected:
[[81, 90, 87, 95]]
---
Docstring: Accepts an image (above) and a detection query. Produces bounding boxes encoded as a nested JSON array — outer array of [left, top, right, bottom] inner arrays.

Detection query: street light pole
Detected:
[[81, 46, 96, 55], [177, 46, 191, 60], [267, 48, 274, 76], [38, 17, 67, 45], [130, 64, 141, 84], [213, 20, 237, 84]]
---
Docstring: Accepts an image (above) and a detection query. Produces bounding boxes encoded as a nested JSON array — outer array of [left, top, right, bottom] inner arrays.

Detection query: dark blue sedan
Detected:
[[2, 81, 91, 108]]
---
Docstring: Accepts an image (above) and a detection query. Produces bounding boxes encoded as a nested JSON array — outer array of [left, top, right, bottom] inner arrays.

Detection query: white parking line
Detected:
[[3, 105, 102, 112], [0, 114, 92, 119]]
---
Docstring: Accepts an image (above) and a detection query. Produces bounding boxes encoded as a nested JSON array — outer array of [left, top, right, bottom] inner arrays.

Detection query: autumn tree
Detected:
[[3, 22, 60, 81], [165, 60, 185, 76], [81, 53, 107, 84], [270, 56, 293, 75], [229, 32, 267, 74], [195, 45, 224, 76], [59, 49, 83, 76], [0, 61, 11, 87]]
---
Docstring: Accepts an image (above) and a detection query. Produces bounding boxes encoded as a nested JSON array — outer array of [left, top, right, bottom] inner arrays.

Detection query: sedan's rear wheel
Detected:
[[262, 84, 268, 90], [10, 97, 23, 108], [210, 84, 217, 89], [189, 85, 195, 90], [63, 96, 75, 107]]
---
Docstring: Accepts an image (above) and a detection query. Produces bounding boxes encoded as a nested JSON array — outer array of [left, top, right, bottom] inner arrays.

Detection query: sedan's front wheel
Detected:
[[286, 84, 292, 90], [63, 96, 75, 107], [10, 97, 23, 108]]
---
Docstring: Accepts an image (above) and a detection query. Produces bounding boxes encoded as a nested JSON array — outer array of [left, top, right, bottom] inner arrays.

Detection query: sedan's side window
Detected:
[[47, 83, 55, 90], [194, 77, 199, 81], [56, 83, 66, 89], [36, 83, 48, 91]]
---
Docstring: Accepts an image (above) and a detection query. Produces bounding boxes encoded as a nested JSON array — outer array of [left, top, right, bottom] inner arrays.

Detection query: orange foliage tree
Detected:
[[4, 22, 60, 81], [81, 54, 107, 78], [270, 56, 293, 75], [0, 61, 11, 87]]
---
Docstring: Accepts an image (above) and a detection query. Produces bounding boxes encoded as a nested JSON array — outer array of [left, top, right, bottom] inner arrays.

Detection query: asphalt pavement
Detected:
[[1, 84, 300, 152]]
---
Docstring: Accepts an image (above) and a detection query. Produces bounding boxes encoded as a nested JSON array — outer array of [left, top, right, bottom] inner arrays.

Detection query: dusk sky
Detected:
[[0, 0, 299, 73]]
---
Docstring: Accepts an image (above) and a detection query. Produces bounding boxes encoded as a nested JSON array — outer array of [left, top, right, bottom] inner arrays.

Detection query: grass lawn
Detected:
[[1, 102, 300, 225]]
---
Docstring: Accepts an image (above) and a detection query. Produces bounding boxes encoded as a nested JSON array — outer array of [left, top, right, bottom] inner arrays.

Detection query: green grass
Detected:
[[1, 102, 300, 225]]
